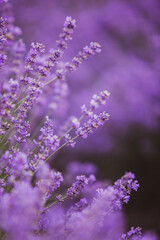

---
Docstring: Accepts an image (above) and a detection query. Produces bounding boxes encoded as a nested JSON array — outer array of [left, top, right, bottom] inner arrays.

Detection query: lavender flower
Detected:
[[120, 227, 142, 240], [67, 175, 88, 198], [9, 151, 28, 179], [0, 17, 7, 68], [71, 117, 80, 130], [114, 172, 140, 205], [0, 17, 7, 44], [81, 90, 110, 117], [65, 133, 76, 147], [38, 116, 58, 150], [25, 42, 45, 74], [0, 178, 6, 195], [0, 52, 7, 67], [66, 198, 88, 217], [38, 49, 62, 77], [57, 16, 76, 50], [76, 112, 110, 139], [36, 161, 63, 202], [65, 42, 101, 72]]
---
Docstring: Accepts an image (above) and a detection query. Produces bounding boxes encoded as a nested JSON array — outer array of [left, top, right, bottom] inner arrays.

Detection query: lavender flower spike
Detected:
[[120, 227, 142, 240], [76, 112, 110, 139], [114, 172, 140, 204], [0, 17, 7, 68], [57, 16, 76, 50], [65, 42, 101, 73], [25, 42, 45, 74], [67, 175, 88, 198], [81, 90, 110, 117]]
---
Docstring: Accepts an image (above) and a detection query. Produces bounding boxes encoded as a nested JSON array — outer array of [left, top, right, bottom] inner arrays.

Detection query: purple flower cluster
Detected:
[[25, 42, 45, 74], [76, 112, 110, 139], [0, 1, 158, 240], [114, 172, 140, 205], [0, 17, 7, 68], [36, 162, 63, 202], [57, 16, 76, 50], [120, 227, 142, 240], [67, 175, 88, 198], [81, 90, 110, 117], [65, 42, 101, 72]]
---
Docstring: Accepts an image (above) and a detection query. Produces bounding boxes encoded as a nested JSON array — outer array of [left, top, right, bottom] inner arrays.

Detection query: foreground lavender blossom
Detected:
[[0, 1, 158, 240]]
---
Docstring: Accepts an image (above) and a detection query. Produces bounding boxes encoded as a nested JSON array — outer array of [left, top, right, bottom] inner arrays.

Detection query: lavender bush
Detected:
[[0, 1, 159, 240]]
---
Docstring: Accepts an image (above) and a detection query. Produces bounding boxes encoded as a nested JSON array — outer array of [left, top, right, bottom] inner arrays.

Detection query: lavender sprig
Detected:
[[57, 16, 76, 50], [120, 227, 142, 240]]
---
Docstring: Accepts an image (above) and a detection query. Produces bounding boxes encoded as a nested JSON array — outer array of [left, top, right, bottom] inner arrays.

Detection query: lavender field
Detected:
[[0, 0, 160, 239]]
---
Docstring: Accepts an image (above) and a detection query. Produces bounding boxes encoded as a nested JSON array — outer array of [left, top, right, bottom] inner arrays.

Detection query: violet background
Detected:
[[12, 0, 160, 235]]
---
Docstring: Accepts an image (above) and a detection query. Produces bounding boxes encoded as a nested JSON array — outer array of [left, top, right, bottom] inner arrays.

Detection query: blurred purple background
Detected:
[[11, 0, 160, 235]]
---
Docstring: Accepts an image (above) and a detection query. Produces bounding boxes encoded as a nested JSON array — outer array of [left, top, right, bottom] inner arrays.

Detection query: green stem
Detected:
[[0, 126, 13, 149], [44, 135, 78, 163], [15, 83, 25, 109], [13, 95, 28, 113], [13, 77, 57, 113], [43, 195, 67, 213], [43, 77, 57, 87]]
